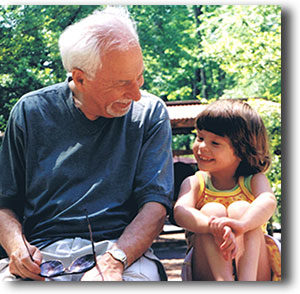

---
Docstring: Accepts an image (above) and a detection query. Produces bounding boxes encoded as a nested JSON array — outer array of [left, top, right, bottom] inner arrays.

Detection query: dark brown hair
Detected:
[[195, 99, 271, 177]]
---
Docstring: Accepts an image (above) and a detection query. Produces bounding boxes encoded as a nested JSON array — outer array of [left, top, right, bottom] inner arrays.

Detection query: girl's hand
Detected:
[[219, 226, 238, 260], [209, 216, 238, 260], [209, 216, 245, 237], [208, 216, 229, 240]]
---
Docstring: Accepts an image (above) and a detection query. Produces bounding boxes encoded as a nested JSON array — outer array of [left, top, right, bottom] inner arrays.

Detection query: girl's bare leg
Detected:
[[192, 234, 214, 281], [227, 201, 271, 281], [192, 203, 234, 281], [237, 227, 271, 281], [256, 232, 271, 281]]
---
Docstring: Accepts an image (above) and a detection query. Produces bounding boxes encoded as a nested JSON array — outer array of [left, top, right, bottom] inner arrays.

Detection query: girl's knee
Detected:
[[200, 202, 227, 217], [227, 201, 250, 219]]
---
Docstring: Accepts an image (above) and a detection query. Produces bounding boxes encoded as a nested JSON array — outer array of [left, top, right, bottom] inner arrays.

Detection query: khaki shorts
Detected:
[[0, 238, 164, 281]]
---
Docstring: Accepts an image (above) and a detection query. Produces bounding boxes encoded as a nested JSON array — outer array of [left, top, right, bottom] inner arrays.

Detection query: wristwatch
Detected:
[[106, 248, 128, 269]]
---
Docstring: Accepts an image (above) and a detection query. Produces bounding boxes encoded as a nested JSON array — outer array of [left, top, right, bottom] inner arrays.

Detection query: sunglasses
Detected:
[[22, 210, 97, 278]]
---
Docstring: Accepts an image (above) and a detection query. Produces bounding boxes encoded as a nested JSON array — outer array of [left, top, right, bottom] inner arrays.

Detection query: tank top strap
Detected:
[[195, 171, 206, 199], [238, 176, 256, 202]]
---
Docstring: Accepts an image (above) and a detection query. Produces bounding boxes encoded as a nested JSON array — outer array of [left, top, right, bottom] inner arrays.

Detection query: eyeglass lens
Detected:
[[40, 254, 96, 278], [24, 209, 97, 278]]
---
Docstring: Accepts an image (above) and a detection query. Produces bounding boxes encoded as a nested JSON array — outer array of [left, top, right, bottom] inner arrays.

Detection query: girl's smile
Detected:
[[198, 155, 214, 162]]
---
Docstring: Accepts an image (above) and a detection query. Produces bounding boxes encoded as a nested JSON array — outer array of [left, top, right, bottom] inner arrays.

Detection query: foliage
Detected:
[[247, 99, 281, 222], [0, 5, 101, 132], [0, 5, 281, 128], [199, 5, 281, 103], [172, 134, 196, 152], [129, 5, 199, 101]]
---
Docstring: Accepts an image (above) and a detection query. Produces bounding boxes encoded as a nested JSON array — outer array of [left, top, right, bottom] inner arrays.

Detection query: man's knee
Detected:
[[200, 202, 227, 217], [122, 251, 162, 281], [0, 258, 19, 281]]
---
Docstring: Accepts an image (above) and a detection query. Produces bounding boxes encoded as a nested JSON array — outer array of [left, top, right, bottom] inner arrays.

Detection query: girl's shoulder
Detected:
[[180, 171, 205, 196], [176, 173, 202, 207], [249, 172, 273, 197], [182, 173, 200, 189], [250, 172, 269, 187]]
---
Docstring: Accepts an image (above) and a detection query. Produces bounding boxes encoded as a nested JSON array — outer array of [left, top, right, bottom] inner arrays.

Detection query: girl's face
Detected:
[[193, 129, 241, 177]]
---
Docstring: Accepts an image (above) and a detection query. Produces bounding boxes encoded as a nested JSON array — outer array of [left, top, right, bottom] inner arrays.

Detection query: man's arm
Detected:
[[81, 202, 166, 281], [116, 201, 166, 265], [0, 208, 43, 280]]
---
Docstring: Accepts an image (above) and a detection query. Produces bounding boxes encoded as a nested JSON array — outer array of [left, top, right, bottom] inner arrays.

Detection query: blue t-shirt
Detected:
[[0, 79, 173, 250]]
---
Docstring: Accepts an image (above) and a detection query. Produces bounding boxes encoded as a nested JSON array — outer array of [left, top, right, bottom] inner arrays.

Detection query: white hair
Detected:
[[59, 6, 139, 80]]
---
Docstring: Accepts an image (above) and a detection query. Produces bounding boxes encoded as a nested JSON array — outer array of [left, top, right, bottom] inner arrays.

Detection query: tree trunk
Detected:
[[193, 6, 207, 99]]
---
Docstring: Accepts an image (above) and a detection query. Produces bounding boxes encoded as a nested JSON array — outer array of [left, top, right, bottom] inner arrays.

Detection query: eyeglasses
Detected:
[[22, 210, 97, 278]]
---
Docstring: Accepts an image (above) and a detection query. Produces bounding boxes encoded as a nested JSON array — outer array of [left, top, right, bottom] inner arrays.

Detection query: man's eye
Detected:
[[212, 141, 220, 146], [118, 81, 128, 87]]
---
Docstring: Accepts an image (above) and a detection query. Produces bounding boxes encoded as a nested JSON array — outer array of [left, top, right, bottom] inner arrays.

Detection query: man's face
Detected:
[[77, 44, 144, 119]]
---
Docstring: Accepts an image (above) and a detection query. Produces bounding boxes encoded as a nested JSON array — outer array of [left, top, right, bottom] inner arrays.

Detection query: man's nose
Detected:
[[125, 78, 144, 101]]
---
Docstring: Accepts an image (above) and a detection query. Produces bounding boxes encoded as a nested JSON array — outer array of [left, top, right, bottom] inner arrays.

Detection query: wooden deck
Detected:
[[152, 227, 187, 281]]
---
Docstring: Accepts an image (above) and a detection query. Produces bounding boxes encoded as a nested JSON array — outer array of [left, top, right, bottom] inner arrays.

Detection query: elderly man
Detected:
[[0, 7, 173, 281]]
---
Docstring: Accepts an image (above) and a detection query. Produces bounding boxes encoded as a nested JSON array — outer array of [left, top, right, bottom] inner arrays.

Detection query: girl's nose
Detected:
[[198, 141, 209, 153]]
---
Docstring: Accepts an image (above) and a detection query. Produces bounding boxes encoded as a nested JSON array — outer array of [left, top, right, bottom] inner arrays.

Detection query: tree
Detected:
[[0, 5, 101, 131], [129, 5, 200, 101], [0, 5, 281, 131], [199, 5, 281, 102]]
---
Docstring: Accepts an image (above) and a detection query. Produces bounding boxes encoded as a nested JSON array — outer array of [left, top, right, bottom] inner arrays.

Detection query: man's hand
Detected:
[[9, 242, 44, 281], [81, 252, 124, 281], [81, 202, 166, 281]]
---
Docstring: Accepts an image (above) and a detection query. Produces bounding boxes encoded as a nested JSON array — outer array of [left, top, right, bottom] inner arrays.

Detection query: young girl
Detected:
[[174, 99, 281, 281]]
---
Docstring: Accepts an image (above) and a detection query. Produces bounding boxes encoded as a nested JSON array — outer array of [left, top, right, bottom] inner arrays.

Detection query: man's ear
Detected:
[[72, 68, 86, 92]]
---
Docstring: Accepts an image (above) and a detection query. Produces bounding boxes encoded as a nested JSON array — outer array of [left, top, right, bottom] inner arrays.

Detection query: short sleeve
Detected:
[[0, 106, 26, 218], [132, 101, 173, 213]]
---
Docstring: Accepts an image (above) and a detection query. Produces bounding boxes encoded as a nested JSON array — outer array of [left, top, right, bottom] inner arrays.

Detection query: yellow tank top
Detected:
[[195, 171, 268, 234], [195, 171, 256, 210]]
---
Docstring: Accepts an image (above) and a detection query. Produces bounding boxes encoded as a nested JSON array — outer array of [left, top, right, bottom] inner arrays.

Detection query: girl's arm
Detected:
[[239, 172, 277, 233], [173, 175, 211, 234], [210, 173, 277, 236]]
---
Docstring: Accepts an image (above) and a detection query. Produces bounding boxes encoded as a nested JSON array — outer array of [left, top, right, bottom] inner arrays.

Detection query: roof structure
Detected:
[[166, 100, 205, 134]]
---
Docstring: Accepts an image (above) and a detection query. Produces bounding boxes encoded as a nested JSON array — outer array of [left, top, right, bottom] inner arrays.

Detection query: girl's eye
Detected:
[[212, 141, 220, 146], [197, 137, 204, 142]]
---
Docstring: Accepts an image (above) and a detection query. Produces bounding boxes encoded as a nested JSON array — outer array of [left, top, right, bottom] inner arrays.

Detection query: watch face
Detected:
[[115, 250, 124, 260], [109, 249, 126, 263]]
